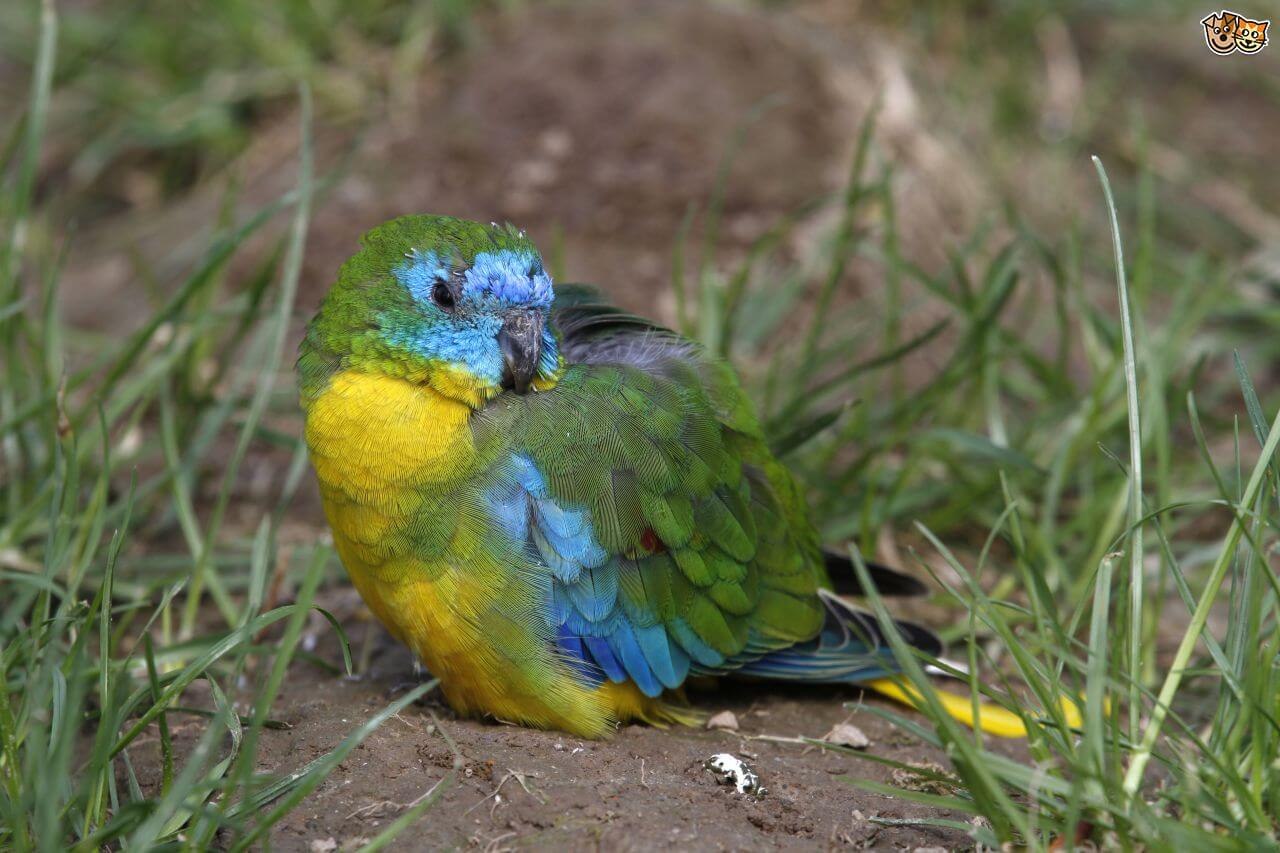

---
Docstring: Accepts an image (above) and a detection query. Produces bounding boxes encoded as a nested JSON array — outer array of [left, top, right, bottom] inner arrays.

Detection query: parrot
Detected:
[[297, 215, 1032, 739]]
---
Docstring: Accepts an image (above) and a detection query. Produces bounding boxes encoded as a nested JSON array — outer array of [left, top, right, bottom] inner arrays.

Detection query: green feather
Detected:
[[475, 347, 831, 667]]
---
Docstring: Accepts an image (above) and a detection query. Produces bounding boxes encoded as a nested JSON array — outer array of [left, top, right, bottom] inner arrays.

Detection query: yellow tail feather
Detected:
[[863, 677, 1084, 739]]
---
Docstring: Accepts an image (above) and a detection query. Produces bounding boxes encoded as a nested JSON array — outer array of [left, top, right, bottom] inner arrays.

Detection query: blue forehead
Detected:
[[394, 248, 554, 310], [465, 249, 554, 308]]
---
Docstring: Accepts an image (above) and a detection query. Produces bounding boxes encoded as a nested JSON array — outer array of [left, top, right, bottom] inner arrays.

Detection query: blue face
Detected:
[[383, 246, 559, 391]]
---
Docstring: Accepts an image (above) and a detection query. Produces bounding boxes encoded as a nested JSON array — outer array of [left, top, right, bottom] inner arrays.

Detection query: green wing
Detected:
[[473, 310, 828, 696]]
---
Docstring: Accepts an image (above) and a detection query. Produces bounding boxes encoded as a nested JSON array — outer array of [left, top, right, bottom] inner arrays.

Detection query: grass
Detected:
[[0, 0, 491, 208], [678, 106, 1280, 846], [0, 5, 455, 849], [2, 0, 1279, 850]]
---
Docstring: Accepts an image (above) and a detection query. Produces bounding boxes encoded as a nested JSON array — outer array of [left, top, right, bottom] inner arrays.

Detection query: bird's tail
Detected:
[[732, 591, 1071, 738]]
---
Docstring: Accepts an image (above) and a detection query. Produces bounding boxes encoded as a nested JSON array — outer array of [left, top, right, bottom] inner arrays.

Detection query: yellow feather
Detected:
[[307, 369, 476, 493], [863, 677, 1085, 738]]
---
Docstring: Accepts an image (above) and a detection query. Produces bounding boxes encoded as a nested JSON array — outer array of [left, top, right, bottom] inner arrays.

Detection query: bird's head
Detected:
[[299, 215, 561, 408]]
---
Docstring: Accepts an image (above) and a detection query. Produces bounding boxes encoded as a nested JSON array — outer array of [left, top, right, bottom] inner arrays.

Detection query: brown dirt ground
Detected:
[[59, 0, 1279, 849], [269, 685, 957, 851], [62, 0, 846, 331], [129, 589, 997, 852]]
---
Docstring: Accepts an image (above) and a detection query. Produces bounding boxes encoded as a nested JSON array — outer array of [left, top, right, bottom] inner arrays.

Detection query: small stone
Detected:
[[539, 127, 573, 159], [823, 722, 871, 749], [310, 839, 337, 853], [706, 710, 739, 731]]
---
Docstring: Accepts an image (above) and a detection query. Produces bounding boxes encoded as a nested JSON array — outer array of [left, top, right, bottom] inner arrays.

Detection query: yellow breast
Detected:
[[305, 369, 475, 498], [304, 368, 479, 663]]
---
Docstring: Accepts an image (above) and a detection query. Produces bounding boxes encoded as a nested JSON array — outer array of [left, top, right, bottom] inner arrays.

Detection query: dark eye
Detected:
[[432, 280, 455, 311]]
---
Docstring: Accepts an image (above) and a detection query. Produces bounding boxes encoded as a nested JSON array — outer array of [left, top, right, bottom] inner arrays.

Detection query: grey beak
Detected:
[[498, 310, 542, 394]]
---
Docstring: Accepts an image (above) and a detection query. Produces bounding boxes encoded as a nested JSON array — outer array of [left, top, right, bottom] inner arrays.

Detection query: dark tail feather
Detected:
[[823, 550, 928, 597], [819, 592, 943, 659], [729, 592, 942, 683], [728, 594, 1041, 739]]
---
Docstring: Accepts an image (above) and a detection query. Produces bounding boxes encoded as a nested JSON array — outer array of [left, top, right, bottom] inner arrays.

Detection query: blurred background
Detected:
[[5, 0, 1275, 321], [6, 0, 1278, 561], [4, 0, 1277, 531], [3, 1, 1280, 848]]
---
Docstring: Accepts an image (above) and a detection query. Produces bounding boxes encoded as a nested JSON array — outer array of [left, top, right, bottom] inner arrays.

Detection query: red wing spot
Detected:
[[640, 528, 666, 553]]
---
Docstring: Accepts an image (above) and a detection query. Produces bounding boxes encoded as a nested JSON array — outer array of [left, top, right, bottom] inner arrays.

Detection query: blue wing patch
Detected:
[[483, 455, 926, 699], [485, 452, 685, 697]]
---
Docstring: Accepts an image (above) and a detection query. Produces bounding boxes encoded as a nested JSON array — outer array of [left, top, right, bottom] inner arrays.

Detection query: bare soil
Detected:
[[267, 633, 980, 851], [125, 589, 988, 852]]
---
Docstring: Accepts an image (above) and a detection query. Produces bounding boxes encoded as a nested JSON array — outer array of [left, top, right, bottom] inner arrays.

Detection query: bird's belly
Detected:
[[327, 505, 640, 735], [305, 369, 643, 735]]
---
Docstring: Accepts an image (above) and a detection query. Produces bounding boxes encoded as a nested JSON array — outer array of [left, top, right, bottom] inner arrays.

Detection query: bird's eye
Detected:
[[432, 280, 455, 311]]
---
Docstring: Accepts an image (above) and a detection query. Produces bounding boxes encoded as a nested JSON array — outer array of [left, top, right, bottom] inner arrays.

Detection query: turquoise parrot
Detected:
[[298, 215, 1007, 738]]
